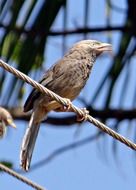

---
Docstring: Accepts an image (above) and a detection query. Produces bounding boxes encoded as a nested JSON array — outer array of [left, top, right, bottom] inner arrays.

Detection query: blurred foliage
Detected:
[[0, 0, 66, 104]]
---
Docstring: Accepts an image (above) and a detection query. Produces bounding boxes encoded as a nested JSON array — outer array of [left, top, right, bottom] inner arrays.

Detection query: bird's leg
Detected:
[[55, 100, 89, 122], [76, 108, 89, 122], [55, 98, 73, 112]]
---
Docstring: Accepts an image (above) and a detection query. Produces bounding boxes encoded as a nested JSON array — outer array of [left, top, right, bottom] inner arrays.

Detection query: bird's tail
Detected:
[[20, 112, 41, 171]]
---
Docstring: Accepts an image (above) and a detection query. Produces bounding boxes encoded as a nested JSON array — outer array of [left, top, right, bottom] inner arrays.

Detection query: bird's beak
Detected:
[[7, 118, 16, 128], [96, 43, 112, 55]]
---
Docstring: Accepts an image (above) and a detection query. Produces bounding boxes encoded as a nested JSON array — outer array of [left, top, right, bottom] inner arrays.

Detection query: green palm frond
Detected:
[[0, 0, 66, 105]]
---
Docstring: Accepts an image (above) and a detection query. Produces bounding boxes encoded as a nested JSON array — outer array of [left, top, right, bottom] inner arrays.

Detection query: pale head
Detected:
[[72, 39, 112, 56]]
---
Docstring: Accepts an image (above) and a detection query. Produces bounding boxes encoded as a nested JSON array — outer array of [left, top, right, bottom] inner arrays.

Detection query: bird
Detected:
[[20, 39, 112, 171], [0, 107, 16, 138]]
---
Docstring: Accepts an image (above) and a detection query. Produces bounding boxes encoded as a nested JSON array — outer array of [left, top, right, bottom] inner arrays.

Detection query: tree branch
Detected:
[[48, 26, 129, 36], [6, 106, 136, 127], [0, 23, 131, 36]]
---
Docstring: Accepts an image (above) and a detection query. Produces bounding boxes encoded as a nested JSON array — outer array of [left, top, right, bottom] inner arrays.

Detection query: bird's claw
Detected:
[[63, 98, 72, 111], [77, 108, 89, 122], [55, 98, 72, 112]]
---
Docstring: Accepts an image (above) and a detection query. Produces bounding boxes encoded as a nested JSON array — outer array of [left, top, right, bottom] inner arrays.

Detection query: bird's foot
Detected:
[[77, 108, 89, 122], [55, 98, 72, 112], [63, 98, 72, 111]]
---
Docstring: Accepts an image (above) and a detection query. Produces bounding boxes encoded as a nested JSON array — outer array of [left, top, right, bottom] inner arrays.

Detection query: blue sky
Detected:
[[1, 0, 136, 190]]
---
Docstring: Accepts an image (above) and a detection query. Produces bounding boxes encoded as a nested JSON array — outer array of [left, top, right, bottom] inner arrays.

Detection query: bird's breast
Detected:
[[55, 60, 93, 100]]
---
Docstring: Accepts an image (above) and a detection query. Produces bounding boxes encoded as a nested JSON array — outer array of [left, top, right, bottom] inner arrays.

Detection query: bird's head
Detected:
[[0, 107, 16, 129], [73, 40, 112, 56]]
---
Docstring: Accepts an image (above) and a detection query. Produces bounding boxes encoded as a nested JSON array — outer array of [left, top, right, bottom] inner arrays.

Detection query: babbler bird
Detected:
[[20, 40, 112, 171], [0, 107, 16, 138]]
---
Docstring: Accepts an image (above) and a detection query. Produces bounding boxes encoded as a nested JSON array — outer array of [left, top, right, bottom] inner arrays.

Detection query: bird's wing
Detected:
[[24, 69, 54, 112], [24, 59, 67, 112]]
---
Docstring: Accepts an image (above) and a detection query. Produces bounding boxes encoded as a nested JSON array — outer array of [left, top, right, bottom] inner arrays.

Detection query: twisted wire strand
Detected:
[[87, 115, 136, 150], [0, 163, 45, 190], [0, 59, 136, 151]]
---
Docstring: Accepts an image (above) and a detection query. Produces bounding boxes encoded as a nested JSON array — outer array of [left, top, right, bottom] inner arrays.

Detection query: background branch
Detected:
[[0, 23, 131, 36], [6, 107, 136, 127]]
